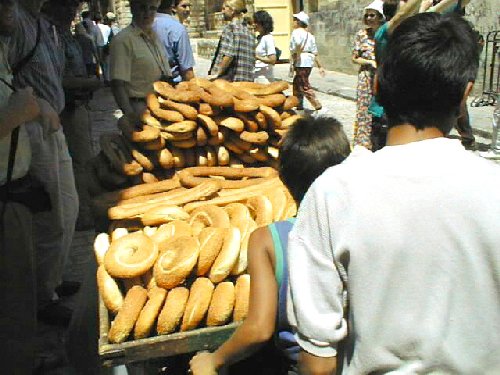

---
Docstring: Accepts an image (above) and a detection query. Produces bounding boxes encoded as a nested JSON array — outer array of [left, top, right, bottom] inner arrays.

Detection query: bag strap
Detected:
[[12, 17, 42, 77]]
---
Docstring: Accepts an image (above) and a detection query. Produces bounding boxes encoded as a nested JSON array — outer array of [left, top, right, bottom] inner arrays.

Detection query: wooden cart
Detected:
[[98, 297, 238, 367]]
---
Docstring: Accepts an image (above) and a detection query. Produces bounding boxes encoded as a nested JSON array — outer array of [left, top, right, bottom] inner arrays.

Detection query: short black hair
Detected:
[[254, 10, 273, 34], [377, 13, 479, 133], [81, 10, 90, 19], [279, 116, 351, 203], [158, 0, 175, 12]]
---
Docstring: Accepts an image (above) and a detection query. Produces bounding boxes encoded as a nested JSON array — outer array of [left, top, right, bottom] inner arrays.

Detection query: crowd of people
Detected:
[[0, 0, 499, 373]]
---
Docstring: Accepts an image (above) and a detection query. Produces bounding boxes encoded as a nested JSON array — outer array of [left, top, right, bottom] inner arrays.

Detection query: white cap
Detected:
[[364, 0, 385, 18], [293, 11, 310, 26], [106, 12, 116, 20]]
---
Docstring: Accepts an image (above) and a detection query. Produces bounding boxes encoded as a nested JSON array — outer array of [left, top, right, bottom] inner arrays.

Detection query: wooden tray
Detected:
[[98, 296, 238, 367]]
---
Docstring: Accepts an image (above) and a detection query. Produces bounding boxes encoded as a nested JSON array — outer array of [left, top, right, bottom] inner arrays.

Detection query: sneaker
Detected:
[[37, 301, 73, 327], [55, 281, 81, 298]]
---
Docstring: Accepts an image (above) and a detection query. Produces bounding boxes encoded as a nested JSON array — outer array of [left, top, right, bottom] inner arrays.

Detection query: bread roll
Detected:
[[233, 275, 250, 322], [94, 232, 110, 265], [231, 219, 257, 275], [209, 227, 241, 284], [207, 282, 235, 327], [151, 220, 192, 250], [197, 227, 226, 276], [108, 286, 148, 343], [157, 287, 189, 335], [180, 278, 214, 331], [111, 227, 128, 241], [134, 287, 167, 339], [97, 265, 123, 314]]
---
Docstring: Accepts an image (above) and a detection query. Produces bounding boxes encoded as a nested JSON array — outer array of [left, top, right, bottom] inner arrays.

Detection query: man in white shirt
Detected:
[[287, 12, 500, 374]]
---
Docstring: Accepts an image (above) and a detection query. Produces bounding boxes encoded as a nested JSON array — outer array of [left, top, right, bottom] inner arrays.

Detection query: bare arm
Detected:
[[388, 0, 423, 33], [429, 0, 471, 13], [189, 227, 278, 374], [110, 79, 135, 117], [299, 350, 337, 375], [215, 55, 234, 77], [256, 54, 277, 65], [0, 87, 40, 139]]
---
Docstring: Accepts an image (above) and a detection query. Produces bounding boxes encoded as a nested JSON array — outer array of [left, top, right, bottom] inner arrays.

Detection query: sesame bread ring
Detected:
[[162, 120, 198, 133], [198, 103, 215, 116], [131, 149, 154, 172], [189, 205, 230, 236], [154, 81, 201, 103], [141, 137, 166, 151], [231, 219, 257, 275], [178, 166, 277, 189], [239, 131, 269, 145], [246, 195, 274, 227], [213, 79, 257, 101], [160, 131, 195, 142], [153, 235, 200, 289], [141, 205, 190, 227], [233, 97, 260, 113], [232, 80, 289, 96], [226, 131, 252, 151], [235, 113, 259, 132], [104, 231, 159, 278], [157, 286, 189, 334], [216, 146, 230, 166], [142, 112, 162, 129], [257, 93, 287, 108], [134, 287, 167, 339], [147, 93, 184, 122], [282, 114, 303, 129], [158, 148, 174, 169], [209, 227, 241, 284], [207, 281, 235, 327], [233, 274, 250, 322], [151, 220, 192, 250], [141, 172, 159, 184], [108, 286, 148, 343], [203, 85, 234, 108], [97, 265, 124, 314], [197, 114, 218, 136], [217, 116, 245, 133], [197, 227, 226, 276], [196, 127, 208, 147], [130, 125, 161, 143], [259, 105, 282, 129], [283, 95, 300, 110], [180, 277, 214, 331], [94, 232, 110, 265], [158, 97, 198, 120]]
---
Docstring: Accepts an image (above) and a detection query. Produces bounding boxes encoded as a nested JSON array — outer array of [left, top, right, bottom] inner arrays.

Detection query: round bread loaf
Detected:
[[197, 227, 226, 276], [134, 287, 167, 339], [180, 278, 215, 331], [233, 275, 250, 322], [209, 227, 241, 284], [206, 281, 235, 327], [108, 286, 148, 343], [97, 265, 123, 314], [157, 286, 190, 335]]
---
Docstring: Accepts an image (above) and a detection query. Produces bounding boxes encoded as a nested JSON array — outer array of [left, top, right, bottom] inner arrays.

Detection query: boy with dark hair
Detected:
[[189, 117, 352, 375], [288, 13, 500, 374]]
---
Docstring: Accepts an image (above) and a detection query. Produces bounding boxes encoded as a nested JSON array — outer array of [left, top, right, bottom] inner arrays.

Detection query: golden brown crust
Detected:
[[157, 287, 189, 334], [232, 81, 289, 96], [180, 278, 215, 331], [108, 286, 148, 343], [141, 137, 166, 151], [197, 227, 226, 276], [147, 93, 185, 122], [131, 149, 155, 172], [209, 227, 241, 283], [282, 114, 303, 128], [158, 97, 198, 120], [283, 95, 300, 111], [197, 114, 219, 136], [98, 177, 180, 202], [104, 231, 159, 278], [134, 287, 167, 339], [130, 125, 161, 143], [196, 127, 208, 147], [255, 111, 267, 130], [206, 281, 235, 327], [110, 227, 129, 241], [231, 219, 257, 275], [154, 235, 200, 289], [233, 275, 250, 322], [257, 93, 287, 108], [151, 220, 192, 250], [246, 195, 274, 227], [141, 172, 159, 184], [235, 113, 259, 132], [207, 131, 224, 146], [97, 265, 124, 314], [224, 203, 252, 237], [216, 146, 230, 166], [266, 188, 288, 222], [158, 148, 174, 169], [160, 131, 195, 141], [171, 147, 186, 168], [154, 81, 201, 103], [217, 116, 245, 133], [141, 205, 190, 226], [239, 131, 269, 145], [259, 105, 282, 129], [189, 205, 231, 236], [198, 102, 215, 116], [162, 120, 198, 133], [233, 97, 260, 112]]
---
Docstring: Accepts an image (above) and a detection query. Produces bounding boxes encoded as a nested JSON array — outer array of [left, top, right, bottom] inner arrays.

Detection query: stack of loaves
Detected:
[[96, 167, 296, 343], [87, 78, 302, 194]]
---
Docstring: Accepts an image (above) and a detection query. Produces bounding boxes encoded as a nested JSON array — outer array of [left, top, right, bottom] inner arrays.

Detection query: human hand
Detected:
[[189, 352, 218, 375], [8, 87, 40, 124], [37, 98, 60, 137], [369, 60, 377, 69], [419, 0, 433, 12]]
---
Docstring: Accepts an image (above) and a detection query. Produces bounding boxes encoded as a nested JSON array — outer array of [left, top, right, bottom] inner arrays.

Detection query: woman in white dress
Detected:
[[254, 10, 277, 83]]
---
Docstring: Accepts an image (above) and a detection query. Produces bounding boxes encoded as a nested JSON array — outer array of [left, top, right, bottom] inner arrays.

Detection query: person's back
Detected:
[[287, 13, 500, 374]]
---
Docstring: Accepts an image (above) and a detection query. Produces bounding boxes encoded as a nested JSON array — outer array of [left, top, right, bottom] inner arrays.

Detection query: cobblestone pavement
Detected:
[[36, 55, 498, 374]]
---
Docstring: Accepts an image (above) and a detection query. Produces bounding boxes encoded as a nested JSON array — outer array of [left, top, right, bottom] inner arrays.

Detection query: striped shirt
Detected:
[[8, 7, 65, 113], [214, 19, 255, 82]]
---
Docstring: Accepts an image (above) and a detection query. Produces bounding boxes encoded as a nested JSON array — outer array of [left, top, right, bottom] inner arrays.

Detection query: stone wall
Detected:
[[308, 0, 500, 79]]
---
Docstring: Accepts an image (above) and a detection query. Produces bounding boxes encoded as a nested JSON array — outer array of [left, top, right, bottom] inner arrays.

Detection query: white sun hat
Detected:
[[293, 11, 310, 26], [364, 0, 385, 19]]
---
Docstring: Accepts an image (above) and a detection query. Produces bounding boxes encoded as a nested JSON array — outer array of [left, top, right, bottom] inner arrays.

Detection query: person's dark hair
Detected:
[[93, 13, 102, 22], [254, 10, 273, 34], [81, 10, 90, 19], [279, 117, 351, 203], [158, 0, 175, 12], [376, 13, 479, 133], [294, 18, 308, 28]]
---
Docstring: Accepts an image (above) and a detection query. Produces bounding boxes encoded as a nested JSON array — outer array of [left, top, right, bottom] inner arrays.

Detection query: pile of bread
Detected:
[[87, 79, 301, 194], [96, 167, 296, 343]]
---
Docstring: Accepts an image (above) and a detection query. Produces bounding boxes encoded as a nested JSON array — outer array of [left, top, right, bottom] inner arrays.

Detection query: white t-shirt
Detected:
[[289, 28, 317, 67], [288, 139, 500, 373], [255, 34, 276, 68], [98, 23, 112, 46]]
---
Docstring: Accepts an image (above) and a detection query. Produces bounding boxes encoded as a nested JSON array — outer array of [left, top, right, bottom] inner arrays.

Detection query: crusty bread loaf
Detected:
[[207, 281, 235, 327], [97, 265, 124, 314], [150, 220, 192, 250], [209, 227, 241, 284], [231, 219, 257, 275], [134, 287, 167, 339], [157, 286, 189, 335], [181, 278, 214, 331], [108, 286, 148, 343], [154, 235, 200, 289], [94, 232, 110, 265], [233, 274, 250, 322], [197, 227, 226, 276]]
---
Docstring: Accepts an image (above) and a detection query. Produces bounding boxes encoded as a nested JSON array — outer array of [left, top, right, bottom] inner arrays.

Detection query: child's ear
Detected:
[[373, 73, 379, 96]]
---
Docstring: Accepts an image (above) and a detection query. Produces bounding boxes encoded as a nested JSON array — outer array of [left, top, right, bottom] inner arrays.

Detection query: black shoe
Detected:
[[37, 301, 73, 327], [55, 281, 81, 297]]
